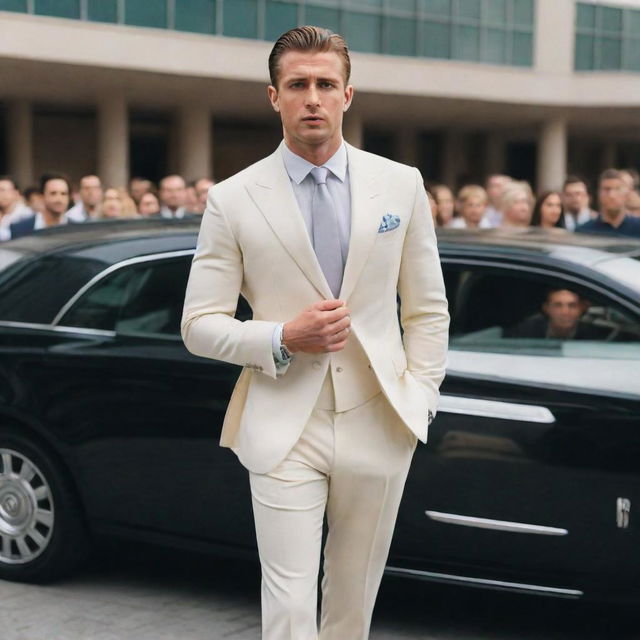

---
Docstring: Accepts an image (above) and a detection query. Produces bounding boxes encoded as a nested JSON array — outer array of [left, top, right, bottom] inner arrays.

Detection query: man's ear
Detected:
[[267, 85, 279, 112], [343, 84, 354, 112]]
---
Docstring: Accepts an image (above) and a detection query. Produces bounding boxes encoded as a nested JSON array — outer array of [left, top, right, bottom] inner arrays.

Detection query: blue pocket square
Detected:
[[378, 213, 401, 233]]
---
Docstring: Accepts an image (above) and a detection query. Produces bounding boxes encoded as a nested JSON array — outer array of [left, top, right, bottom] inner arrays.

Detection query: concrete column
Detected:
[[537, 117, 567, 192], [485, 132, 506, 177], [97, 94, 129, 188], [343, 111, 363, 149], [535, 0, 574, 75], [7, 101, 34, 187], [441, 131, 465, 188], [178, 105, 212, 181], [601, 141, 617, 170], [397, 127, 418, 167]]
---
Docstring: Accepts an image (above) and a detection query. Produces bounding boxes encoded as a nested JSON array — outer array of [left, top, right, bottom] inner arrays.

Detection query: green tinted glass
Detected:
[[512, 0, 533, 26], [600, 6, 622, 32], [88, 0, 117, 23], [265, 1, 298, 42], [628, 10, 640, 34], [125, 0, 166, 28], [486, 0, 506, 24], [421, 20, 450, 58], [575, 33, 594, 70], [599, 36, 622, 70], [345, 11, 382, 53], [305, 6, 340, 33], [0, 0, 27, 12], [484, 27, 506, 64], [454, 0, 480, 21], [511, 30, 532, 66], [386, 16, 416, 56], [453, 25, 479, 61], [419, 0, 450, 17], [625, 37, 640, 71], [34, 0, 79, 18], [576, 3, 595, 29], [392, 0, 416, 12], [175, 0, 215, 34], [223, 0, 258, 39], [348, 0, 383, 7]]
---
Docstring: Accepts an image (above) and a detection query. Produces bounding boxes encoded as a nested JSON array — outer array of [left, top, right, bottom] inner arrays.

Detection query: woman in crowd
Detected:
[[138, 191, 161, 217], [499, 181, 534, 228], [432, 184, 455, 226], [101, 187, 138, 219], [450, 185, 491, 229], [530, 191, 566, 229]]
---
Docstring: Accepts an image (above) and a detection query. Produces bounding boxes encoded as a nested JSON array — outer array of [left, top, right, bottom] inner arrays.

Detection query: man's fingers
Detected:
[[313, 299, 345, 312]]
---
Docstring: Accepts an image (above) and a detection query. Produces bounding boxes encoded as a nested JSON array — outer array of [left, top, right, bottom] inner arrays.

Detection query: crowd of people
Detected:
[[1, 165, 640, 243], [0, 172, 214, 242]]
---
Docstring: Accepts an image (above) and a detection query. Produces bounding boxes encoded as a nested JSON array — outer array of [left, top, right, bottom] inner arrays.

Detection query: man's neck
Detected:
[[42, 209, 63, 227], [284, 136, 343, 167], [601, 209, 626, 227], [0, 201, 17, 218]]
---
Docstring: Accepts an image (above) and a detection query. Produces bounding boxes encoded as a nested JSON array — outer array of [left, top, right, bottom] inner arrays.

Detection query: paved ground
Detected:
[[0, 542, 636, 640]]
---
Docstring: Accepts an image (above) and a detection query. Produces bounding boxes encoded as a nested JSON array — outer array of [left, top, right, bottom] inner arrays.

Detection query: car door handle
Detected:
[[439, 395, 555, 424]]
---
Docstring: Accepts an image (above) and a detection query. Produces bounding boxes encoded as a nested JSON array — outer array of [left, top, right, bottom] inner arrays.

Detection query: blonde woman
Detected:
[[450, 185, 491, 229], [101, 187, 139, 219], [499, 181, 534, 228]]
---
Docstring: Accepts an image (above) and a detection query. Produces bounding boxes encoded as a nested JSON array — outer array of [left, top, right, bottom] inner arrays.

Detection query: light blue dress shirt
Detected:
[[272, 141, 352, 366]]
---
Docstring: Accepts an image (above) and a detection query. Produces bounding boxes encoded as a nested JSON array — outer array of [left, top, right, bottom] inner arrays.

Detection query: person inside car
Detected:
[[505, 288, 610, 340]]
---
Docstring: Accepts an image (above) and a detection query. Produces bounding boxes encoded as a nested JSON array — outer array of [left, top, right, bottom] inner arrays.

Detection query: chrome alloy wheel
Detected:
[[0, 448, 54, 565]]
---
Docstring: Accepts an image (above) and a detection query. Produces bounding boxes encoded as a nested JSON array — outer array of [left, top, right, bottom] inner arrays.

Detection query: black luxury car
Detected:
[[0, 220, 638, 602]]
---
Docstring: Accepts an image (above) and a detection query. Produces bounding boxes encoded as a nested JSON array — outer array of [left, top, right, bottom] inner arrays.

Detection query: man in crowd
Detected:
[[506, 288, 609, 340], [484, 173, 512, 227], [562, 176, 596, 231], [66, 174, 103, 222], [0, 176, 33, 241], [129, 177, 153, 205], [159, 174, 188, 218], [194, 177, 214, 214], [10, 173, 72, 238], [576, 168, 640, 238], [182, 25, 448, 640]]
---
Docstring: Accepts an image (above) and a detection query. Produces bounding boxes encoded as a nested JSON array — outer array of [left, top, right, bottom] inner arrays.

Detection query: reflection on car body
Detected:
[[0, 221, 639, 603]]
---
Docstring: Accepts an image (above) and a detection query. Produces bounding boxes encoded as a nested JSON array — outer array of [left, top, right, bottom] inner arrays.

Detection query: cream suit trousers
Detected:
[[249, 375, 417, 640]]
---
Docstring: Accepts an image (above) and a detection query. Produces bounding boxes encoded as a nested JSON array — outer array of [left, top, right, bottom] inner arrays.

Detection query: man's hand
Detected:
[[282, 300, 351, 354]]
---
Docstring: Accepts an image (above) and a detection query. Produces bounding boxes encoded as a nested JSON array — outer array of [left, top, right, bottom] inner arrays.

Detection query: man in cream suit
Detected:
[[182, 26, 449, 640]]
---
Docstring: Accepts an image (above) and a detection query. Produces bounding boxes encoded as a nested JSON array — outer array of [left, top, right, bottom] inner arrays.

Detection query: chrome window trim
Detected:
[[439, 395, 555, 423], [385, 566, 583, 598], [0, 320, 115, 338], [425, 510, 568, 536], [52, 249, 195, 327]]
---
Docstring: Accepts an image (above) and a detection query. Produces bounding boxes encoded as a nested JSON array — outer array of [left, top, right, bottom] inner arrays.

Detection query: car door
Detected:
[[390, 260, 640, 595], [40, 253, 256, 551]]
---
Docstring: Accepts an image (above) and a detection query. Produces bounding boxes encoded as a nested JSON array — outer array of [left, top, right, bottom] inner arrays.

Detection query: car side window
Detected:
[[60, 258, 253, 336], [443, 266, 640, 359]]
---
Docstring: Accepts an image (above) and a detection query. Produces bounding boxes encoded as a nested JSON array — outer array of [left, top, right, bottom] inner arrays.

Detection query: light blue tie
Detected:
[[310, 167, 343, 298]]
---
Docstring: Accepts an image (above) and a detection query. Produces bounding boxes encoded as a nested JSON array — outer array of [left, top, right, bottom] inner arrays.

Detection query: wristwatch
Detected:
[[275, 324, 292, 365]]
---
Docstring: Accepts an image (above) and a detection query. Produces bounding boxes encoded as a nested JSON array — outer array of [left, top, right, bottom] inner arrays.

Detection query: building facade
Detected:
[[1, 0, 639, 192]]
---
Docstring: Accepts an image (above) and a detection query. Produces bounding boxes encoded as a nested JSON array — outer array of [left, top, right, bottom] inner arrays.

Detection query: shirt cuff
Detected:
[[272, 322, 292, 371]]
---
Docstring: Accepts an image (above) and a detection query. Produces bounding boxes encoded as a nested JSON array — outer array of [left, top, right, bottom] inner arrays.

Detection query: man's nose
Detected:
[[305, 85, 320, 106]]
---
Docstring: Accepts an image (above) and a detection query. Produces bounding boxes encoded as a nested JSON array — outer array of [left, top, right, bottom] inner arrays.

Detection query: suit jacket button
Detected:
[[312, 361, 321, 370], [336, 367, 343, 373]]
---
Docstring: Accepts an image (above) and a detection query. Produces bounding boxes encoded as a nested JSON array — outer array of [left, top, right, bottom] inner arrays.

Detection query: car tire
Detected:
[[0, 429, 91, 583]]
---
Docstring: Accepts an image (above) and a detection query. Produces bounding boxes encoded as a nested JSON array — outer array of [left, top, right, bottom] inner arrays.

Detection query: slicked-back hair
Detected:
[[40, 172, 72, 197], [0, 175, 19, 191], [268, 26, 351, 88], [599, 168, 625, 185]]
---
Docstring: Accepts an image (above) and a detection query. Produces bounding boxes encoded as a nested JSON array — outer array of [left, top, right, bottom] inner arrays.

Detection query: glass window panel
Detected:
[[392, 0, 416, 13], [223, 0, 258, 39], [510, 29, 532, 66], [486, 0, 506, 24], [628, 10, 640, 34], [175, 0, 215, 34], [305, 6, 340, 33], [454, 0, 480, 21], [265, 1, 297, 42], [125, 0, 166, 28], [453, 24, 479, 61], [348, 0, 383, 7], [575, 33, 594, 70], [598, 36, 622, 70], [483, 27, 506, 64], [88, 0, 117, 23], [600, 6, 622, 33], [576, 3, 596, 30], [344, 11, 382, 53], [421, 19, 450, 58], [386, 16, 416, 56], [419, 0, 450, 18], [34, 0, 79, 18], [0, 0, 27, 12], [512, 0, 533, 26], [625, 37, 640, 71]]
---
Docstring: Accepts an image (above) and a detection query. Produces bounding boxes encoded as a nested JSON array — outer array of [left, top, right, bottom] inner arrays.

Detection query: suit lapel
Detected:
[[340, 144, 385, 301], [246, 149, 332, 299]]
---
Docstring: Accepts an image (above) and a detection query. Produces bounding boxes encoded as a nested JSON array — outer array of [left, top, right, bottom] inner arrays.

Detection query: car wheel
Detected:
[[0, 430, 90, 583]]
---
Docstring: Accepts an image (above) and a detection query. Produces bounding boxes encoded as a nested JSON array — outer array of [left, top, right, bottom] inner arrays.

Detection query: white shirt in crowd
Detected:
[[448, 216, 492, 229], [0, 202, 34, 241]]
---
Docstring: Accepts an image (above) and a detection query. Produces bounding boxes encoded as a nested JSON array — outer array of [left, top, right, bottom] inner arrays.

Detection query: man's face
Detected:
[[562, 182, 589, 214], [267, 50, 353, 156], [486, 176, 509, 206], [599, 178, 628, 216], [159, 177, 187, 210], [79, 176, 103, 208], [43, 179, 70, 217], [543, 290, 586, 335], [460, 196, 487, 225], [130, 179, 152, 203], [0, 180, 19, 211]]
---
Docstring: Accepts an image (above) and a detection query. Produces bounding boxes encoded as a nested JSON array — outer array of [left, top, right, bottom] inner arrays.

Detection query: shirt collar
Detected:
[[281, 140, 347, 185]]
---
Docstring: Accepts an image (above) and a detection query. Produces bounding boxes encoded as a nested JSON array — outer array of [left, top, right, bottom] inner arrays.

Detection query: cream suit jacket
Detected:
[[181, 142, 449, 474]]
